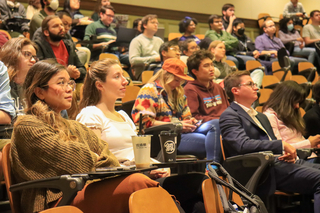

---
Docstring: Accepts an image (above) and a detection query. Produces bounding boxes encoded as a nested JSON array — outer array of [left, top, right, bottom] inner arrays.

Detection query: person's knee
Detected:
[[126, 173, 159, 190]]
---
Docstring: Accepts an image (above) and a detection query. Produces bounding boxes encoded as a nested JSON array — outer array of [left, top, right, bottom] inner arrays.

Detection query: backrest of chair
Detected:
[[40, 206, 83, 213], [299, 107, 306, 117], [99, 53, 121, 65], [298, 62, 314, 72], [285, 70, 293, 81], [258, 13, 272, 28], [0, 30, 11, 40], [225, 60, 237, 71], [255, 106, 263, 113], [141, 71, 153, 84], [168, 33, 182, 41], [202, 177, 244, 213], [291, 75, 308, 84], [259, 88, 273, 105], [195, 34, 205, 40], [262, 75, 279, 88], [246, 60, 262, 71], [1, 143, 17, 213], [202, 179, 223, 213], [272, 61, 281, 72], [129, 187, 179, 213], [122, 85, 141, 103]]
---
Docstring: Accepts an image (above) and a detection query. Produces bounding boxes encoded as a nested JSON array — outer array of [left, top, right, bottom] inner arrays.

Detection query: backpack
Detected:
[[207, 162, 268, 213]]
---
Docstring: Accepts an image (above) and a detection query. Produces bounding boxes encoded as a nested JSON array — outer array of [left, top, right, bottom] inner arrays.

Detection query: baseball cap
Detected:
[[162, 58, 194, 81]]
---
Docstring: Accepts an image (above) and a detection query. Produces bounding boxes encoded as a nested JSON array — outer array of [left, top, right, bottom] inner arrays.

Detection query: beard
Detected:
[[48, 31, 65, 42]]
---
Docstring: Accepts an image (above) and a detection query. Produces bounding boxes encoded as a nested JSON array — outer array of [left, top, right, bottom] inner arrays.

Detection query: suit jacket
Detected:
[[303, 104, 320, 138], [219, 102, 283, 158]]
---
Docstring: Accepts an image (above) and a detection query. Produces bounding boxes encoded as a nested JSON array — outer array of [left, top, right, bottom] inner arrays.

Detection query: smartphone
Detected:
[[195, 120, 203, 127]]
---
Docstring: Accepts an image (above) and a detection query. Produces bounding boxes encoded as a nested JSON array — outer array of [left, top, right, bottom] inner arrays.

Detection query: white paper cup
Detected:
[[132, 135, 152, 168]]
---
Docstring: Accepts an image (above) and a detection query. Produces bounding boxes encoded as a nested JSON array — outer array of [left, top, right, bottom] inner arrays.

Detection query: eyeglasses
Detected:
[[169, 47, 181, 53], [188, 46, 199, 51], [42, 79, 76, 91], [105, 14, 114, 18], [238, 81, 258, 89], [266, 25, 275, 28], [22, 51, 39, 62]]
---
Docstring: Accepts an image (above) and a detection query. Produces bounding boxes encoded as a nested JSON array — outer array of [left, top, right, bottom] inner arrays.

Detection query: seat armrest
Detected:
[[10, 174, 88, 206], [296, 148, 313, 160], [247, 66, 265, 73], [144, 124, 176, 133], [223, 152, 274, 193]]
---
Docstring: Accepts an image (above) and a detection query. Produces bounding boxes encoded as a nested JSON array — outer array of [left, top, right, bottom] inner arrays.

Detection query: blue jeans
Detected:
[[293, 46, 319, 65], [178, 119, 221, 162]]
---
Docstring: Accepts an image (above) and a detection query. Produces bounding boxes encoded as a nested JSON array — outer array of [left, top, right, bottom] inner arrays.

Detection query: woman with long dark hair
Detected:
[[263, 81, 320, 162]]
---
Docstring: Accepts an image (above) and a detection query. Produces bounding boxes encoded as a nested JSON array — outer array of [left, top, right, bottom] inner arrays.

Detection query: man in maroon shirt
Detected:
[[34, 15, 86, 85], [185, 50, 229, 122], [184, 49, 230, 163]]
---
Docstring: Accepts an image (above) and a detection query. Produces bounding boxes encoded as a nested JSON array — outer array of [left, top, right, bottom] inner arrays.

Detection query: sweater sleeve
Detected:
[[83, 23, 95, 49], [11, 116, 118, 182], [278, 31, 295, 44], [132, 84, 159, 129]]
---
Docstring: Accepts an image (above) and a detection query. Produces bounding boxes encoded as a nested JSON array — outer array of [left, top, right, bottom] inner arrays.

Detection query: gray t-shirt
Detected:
[[302, 24, 320, 40]]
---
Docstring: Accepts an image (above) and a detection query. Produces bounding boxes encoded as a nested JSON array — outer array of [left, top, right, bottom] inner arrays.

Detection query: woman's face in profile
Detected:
[[97, 64, 128, 101], [167, 76, 183, 91], [18, 44, 37, 82], [211, 43, 226, 60], [36, 70, 73, 113]]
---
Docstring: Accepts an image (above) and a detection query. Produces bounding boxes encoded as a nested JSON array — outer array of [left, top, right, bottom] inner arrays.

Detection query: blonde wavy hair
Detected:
[[148, 69, 185, 113], [208, 40, 227, 62], [15, 60, 77, 142]]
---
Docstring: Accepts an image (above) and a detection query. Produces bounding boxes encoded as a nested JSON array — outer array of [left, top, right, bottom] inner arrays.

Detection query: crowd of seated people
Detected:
[[2, 1, 320, 212]]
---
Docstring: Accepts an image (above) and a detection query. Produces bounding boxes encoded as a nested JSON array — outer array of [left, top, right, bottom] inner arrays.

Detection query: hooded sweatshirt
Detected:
[[184, 79, 229, 123]]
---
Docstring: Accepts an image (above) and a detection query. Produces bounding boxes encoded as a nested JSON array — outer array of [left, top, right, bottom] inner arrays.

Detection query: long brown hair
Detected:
[[148, 69, 185, 113], [0, 37, 37, 81], [262, 81, 307, 134], [79, 58, 119, 110], [18, 60, 76, 141]]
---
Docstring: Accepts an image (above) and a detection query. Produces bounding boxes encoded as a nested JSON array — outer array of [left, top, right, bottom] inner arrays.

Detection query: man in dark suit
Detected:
[[219, 71, 320, 213]]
